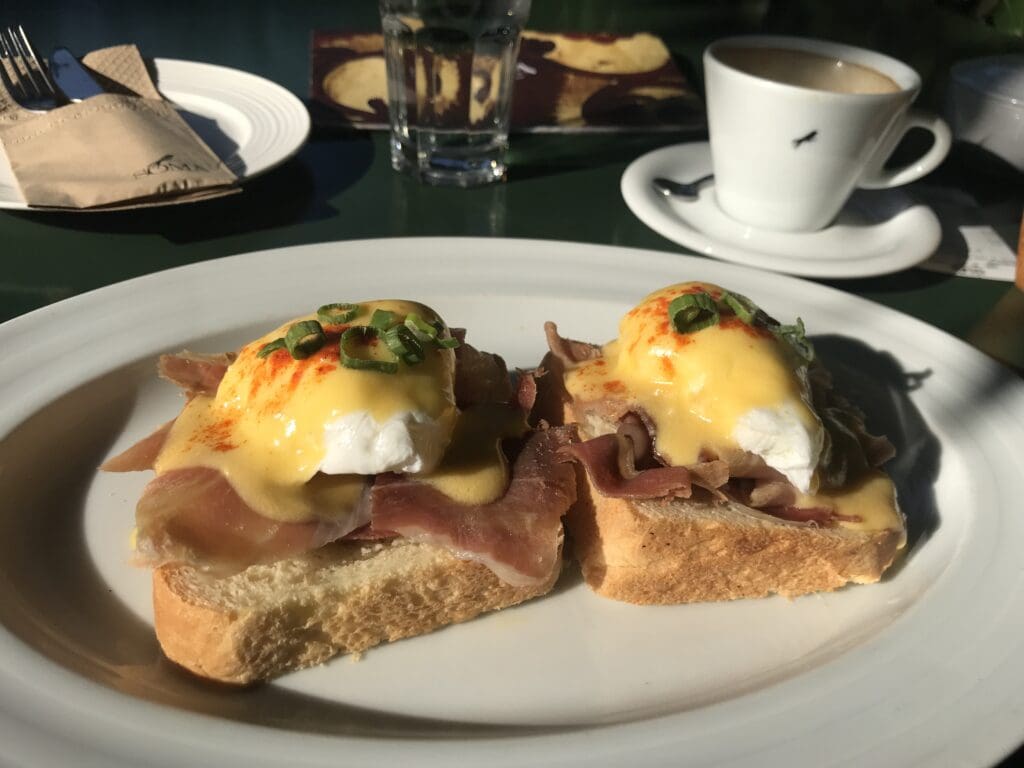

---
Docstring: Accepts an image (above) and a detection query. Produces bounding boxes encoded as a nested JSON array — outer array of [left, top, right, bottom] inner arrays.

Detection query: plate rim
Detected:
[[155, 56, 312, 179], [1, 237, 1024, 768]]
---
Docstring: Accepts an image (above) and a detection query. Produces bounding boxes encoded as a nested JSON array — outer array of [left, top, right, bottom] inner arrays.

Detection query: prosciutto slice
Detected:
[[158, 351, 234, 396], [370, 426, 578, 586], [544, 321, 602, 366], [101, 420, 174, 472], [134, 467, 370, 571], [748, 480, 798, 508], [565, 433, 728, 500], [515, 368, 539, 415], [454, 341, 514, 406], [566, 434, 691, 498], [613, 413, 652, 467], [715, 448, 787, 481]]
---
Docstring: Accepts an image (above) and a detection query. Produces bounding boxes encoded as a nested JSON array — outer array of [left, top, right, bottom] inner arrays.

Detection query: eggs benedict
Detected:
[[102, 299, 577, 682], [149, 300, 463, 528], [545, 281, 906, 604]]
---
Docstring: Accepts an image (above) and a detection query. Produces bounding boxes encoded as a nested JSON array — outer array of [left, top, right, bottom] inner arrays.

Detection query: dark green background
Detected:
[[1, 0, 1022, 348]]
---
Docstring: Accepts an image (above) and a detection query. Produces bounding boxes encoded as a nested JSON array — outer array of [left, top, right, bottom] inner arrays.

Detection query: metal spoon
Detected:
[[652, 174, 714, 200]]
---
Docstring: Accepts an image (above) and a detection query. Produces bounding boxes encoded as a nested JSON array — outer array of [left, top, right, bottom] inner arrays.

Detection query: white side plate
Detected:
[[0, 58, 310, 210], [621, 143, 942, 279], [0, 238, 1022, 767]]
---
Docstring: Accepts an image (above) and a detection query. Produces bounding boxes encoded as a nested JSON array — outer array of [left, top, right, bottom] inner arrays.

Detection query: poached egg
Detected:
[[154, 300, 462, 522], [563, 282, 824, 493]]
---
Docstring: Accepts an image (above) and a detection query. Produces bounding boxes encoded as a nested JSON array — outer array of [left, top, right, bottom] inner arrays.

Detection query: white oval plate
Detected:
[[1, 238, 1023, 767], [0, 58, 310, 210], [621, 143, 942, 279]]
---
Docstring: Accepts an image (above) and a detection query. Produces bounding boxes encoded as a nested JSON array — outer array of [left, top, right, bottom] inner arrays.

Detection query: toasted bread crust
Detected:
[[555, 381, 905, 604], [568, 466, 903, 604], [153, 538, 561, 684]]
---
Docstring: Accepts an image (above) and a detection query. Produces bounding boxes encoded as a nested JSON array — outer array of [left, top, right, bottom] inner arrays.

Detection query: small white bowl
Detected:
[[947, 54, 1024, 172]]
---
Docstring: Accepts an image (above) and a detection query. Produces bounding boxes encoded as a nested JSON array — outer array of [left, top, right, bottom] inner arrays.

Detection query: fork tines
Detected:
[[0, 25, 58, 103]]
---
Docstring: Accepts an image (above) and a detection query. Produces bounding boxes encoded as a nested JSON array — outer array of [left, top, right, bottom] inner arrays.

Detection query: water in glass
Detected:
[[380, 0, 531, 186]]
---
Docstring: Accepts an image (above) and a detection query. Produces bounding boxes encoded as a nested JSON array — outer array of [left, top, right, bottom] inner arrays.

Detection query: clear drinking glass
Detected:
[[379, 0, 531, 187]]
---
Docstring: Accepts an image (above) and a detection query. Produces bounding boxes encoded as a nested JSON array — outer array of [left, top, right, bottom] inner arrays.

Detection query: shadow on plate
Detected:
[[813, 334, 941, 569], [0, 362, 578, 739], [177, 109, 245, 176]]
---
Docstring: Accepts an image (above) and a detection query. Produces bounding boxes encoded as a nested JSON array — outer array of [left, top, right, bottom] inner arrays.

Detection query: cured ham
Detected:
[[370, 426, 578, 586], [565, 434, 692, 498], [715, 448, 788, 481], [543, 321, 602, 366], [158, 351, 234, 396], [616, 413, 655, 467], [101, 420, 174, 472], [515, 368, 539, 415], [342, 522, 398, 541], [107, 340, 579, 582], [748, 480, 798, 508], [453, 341, 514, 406], [134, 467, 370, 571]]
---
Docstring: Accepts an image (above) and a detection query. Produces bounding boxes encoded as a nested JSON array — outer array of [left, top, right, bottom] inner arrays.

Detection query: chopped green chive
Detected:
[[284, 320, 326, 359], [666, 287, 814, 363], [259, 303, 458, 370], [722, 291, 758, 325], [384, 324, 426, 365], [256, 338, 286, 358], [778, 318, 815, 363], [668, 292, 720, 334], [339, 326, 399, 374], [369, 309, 396, 331], [317, 303, 360, 325], [404, 313, 438, 341]]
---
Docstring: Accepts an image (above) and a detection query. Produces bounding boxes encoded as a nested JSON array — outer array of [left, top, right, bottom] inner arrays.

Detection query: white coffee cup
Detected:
[[704, 35, 952, 232]]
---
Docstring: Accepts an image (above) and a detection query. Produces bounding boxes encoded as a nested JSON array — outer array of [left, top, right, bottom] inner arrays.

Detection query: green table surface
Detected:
[[2, 0, 1023, 371], [2, 0, 1024, 763]]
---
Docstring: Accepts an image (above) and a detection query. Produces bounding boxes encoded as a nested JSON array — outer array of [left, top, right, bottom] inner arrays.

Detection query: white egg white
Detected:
[[318, 410, 449, 476], [732, 402, 824, 493]]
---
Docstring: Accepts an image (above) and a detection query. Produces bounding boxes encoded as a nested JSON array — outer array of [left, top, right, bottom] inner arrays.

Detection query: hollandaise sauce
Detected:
[[797, 470, 900, 532], [563, 283, 902, 533], [565, 284, 819, 467], [155, 300, 519, 523]]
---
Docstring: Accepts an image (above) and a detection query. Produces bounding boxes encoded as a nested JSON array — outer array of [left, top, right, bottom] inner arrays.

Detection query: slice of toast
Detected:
[[562, 401, 905, 605], [153, 537, 561, 684]]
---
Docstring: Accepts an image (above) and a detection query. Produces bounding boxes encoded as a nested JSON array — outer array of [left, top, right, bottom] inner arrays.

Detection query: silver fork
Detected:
[[0, 25, 59, 111]]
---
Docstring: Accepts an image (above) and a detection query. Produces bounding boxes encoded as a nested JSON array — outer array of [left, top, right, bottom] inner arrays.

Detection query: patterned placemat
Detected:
[[311, 29, 704, 132]]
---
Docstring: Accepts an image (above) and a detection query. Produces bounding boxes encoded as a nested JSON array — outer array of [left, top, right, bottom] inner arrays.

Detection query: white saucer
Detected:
[[621, 142, 942, 279], [0, 59, 310, 211]]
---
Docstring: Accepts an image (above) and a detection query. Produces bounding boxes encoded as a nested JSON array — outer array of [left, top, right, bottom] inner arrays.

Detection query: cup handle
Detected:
[[858, 109, 952, 190]]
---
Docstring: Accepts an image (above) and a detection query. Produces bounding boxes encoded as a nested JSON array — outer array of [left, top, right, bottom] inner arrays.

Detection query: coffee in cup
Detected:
[[704, 36, 951, 232]]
